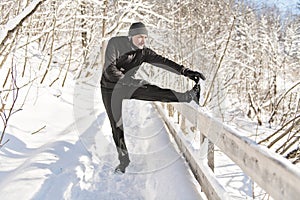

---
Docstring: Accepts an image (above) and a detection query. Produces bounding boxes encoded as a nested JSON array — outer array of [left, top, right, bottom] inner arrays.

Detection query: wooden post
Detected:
[[200, 131, 214, 171], [167, 104, 174, 117], [208, 141, 214, 171], [180, 115, 188, 135]]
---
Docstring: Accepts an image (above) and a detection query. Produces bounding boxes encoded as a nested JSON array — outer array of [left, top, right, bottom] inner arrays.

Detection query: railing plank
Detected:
[[155, 103, 231, 200], [171, 103, 300, 200]]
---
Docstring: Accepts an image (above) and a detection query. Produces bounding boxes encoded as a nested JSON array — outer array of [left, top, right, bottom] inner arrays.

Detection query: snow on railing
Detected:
[[155, 103, 300, 200]]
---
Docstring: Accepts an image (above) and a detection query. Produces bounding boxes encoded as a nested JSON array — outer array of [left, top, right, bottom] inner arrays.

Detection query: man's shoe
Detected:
[[186, 84, 200, 104], [114, 160, 130, 174]]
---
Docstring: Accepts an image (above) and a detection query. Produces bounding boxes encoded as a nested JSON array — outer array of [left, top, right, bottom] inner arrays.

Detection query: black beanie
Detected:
[[128, 22, 148, 36]]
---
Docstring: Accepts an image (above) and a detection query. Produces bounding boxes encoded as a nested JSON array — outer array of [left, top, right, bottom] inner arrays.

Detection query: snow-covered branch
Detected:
[[0, 0, 44, 46]]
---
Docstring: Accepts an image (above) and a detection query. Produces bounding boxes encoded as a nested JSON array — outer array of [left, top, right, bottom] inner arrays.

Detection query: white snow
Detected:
[[0, 76, 205, 200]]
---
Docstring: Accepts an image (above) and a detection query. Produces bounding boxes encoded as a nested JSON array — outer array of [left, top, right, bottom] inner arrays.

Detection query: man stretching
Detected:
[[101, 22, 206, 173]]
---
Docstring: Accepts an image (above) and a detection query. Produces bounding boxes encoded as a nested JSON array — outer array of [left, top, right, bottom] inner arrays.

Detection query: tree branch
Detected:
[[0, 0, 44, 46]]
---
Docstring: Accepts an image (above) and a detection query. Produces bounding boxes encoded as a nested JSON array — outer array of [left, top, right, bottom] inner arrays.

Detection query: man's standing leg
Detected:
[[101, 86, 130, 173]]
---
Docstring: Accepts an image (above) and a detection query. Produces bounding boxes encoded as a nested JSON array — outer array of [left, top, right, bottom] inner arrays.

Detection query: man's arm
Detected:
[[103, 39, 124, 83], [143, 48, 184, 74], [143, 48, 206, 82]]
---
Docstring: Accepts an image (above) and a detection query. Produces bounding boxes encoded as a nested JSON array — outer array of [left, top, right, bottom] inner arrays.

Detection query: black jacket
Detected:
[[101, 36, 186, 89]]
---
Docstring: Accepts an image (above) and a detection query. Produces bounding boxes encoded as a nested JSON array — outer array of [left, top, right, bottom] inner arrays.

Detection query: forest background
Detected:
[[0, 0, 299, 163]]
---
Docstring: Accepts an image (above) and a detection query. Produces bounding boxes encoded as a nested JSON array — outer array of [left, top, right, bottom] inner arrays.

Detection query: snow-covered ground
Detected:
[[0, 37, 281, 200], [0, 76, 206, 200], [0, 51, 279, 199]]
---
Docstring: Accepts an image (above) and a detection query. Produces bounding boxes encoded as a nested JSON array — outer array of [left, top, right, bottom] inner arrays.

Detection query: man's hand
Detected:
[[183, 69, 206, 83]]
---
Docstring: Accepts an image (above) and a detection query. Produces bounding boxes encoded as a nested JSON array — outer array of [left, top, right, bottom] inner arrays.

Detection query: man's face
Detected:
[[132, 34, 147, 49]]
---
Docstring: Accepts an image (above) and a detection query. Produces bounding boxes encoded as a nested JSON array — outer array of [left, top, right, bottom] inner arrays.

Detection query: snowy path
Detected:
[[74, 81, 203, 199], [0, 80, 203, 200], [77, 100, 203, 199]]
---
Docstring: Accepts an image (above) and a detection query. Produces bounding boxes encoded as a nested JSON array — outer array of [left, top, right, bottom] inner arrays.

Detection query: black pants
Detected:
[[101, 83, 188, 164]]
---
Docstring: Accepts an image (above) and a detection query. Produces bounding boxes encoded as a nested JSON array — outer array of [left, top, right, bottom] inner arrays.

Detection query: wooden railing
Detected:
[[155, 103, 300, 200]]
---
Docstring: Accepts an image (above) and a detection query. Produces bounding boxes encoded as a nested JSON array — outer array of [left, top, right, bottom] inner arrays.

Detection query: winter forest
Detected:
[[0, 0, 300, 198]]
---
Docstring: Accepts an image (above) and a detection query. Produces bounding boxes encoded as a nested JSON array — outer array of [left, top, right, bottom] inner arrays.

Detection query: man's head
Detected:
[[128, 22, 148, 49]]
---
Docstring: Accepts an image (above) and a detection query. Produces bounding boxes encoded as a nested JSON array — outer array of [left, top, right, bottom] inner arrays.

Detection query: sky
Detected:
[[251, 0, 299, 13]]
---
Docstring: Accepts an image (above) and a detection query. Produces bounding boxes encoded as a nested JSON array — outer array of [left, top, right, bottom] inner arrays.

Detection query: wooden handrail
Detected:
[[155, 103, 300, 200]]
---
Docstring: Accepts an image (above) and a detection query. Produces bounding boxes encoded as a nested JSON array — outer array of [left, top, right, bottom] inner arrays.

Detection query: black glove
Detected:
[[183, 69, 206, 83]]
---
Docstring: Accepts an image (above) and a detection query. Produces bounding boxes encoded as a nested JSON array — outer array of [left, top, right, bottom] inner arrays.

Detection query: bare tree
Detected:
[[0, 64, 20, 147], [0, 0, 299, 163]]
